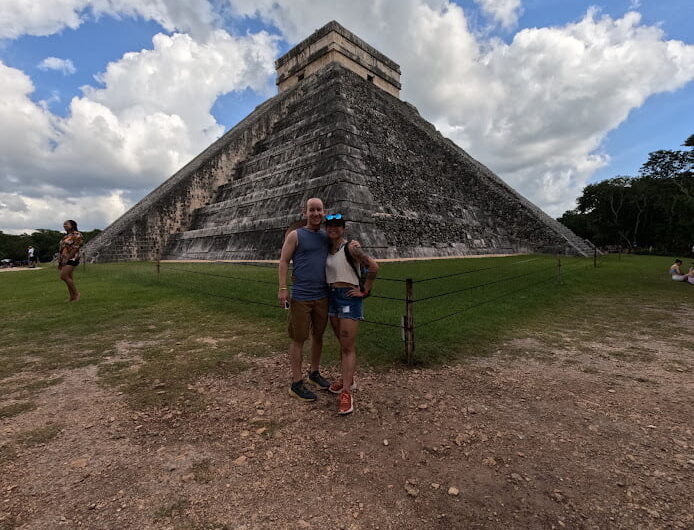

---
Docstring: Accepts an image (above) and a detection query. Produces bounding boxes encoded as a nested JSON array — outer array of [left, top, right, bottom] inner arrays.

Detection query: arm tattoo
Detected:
[[349, 245, 368, 261]]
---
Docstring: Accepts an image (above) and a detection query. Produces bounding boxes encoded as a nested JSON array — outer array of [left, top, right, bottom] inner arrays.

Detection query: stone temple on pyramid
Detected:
[[85, 21, 592, 262]]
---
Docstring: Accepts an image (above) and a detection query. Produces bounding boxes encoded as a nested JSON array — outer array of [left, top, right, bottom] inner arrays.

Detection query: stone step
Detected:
[[234, 126, 366, 180], [193, 170, 375, 228], [220, 143, 368, 193]]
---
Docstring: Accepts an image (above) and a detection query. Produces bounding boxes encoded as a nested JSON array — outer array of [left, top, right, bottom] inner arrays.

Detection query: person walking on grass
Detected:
[[324, 214, 378, 415], [58, 220, 83, 302]]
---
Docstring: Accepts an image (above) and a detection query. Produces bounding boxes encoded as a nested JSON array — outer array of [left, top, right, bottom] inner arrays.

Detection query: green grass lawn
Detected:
[[1, 254, 690, 408]]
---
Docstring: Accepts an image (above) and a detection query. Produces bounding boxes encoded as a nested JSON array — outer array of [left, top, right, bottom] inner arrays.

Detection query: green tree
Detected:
[[558, 134, 694, 254]]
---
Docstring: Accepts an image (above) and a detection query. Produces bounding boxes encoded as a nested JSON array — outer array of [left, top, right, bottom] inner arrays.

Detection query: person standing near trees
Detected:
[[58, 220, 83, 302], [27, 246, 37, 268]]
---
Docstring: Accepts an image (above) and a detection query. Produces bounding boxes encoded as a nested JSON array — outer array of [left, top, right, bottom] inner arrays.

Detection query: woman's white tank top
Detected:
[[326, 244, 359, 285]]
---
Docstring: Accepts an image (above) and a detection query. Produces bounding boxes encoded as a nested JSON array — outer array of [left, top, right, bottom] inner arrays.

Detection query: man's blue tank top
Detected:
[[292, 228, 329, 301]]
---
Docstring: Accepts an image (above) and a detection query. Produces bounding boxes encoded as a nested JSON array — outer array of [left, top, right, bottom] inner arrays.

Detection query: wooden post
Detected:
[[405, 278, 415, 365], [593, 246, 597, 268], [156, 258, 161, 281], [556, 255, 562, 285]]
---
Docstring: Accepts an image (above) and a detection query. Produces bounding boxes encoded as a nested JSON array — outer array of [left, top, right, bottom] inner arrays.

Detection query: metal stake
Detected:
[[405, 278, 415, 365], [556, 255, 562, 285]]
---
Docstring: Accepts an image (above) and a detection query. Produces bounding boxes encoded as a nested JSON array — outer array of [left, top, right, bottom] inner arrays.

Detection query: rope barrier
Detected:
[[416, 276, 557, 328], [167, 281, 281, 309], [158, 263, 403, 327], [374, 276, 409, 283], [361, 319, 402, 328], [414, 257, 540, 283], [413, 265, 556, 303], [159, 265, 277, 285], [415, 259, 590, 328], [161, 264, 406, 301], [368, 293, 408, 301]]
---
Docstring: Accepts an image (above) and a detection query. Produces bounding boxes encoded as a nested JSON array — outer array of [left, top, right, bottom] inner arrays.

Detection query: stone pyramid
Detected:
[[85, 21, 592, 262]]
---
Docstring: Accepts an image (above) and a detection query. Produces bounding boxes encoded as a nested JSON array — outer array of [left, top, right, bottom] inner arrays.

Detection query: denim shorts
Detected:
[[328, 287, 364, 320]]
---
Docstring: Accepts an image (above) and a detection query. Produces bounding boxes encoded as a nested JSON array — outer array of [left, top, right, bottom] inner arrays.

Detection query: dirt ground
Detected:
[[1, 306, 692, 529]]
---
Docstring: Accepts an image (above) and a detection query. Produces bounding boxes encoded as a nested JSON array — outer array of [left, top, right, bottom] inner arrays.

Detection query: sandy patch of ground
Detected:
[[0, 267, 44, 273], [1, 315, 692, 529]]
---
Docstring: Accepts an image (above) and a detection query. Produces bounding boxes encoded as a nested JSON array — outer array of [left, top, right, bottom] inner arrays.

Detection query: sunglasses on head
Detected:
[[325, 214, 343, 221]]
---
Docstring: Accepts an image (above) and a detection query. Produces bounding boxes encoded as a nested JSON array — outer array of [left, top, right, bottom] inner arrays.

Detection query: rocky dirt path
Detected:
[[1, 313, 692, 529]]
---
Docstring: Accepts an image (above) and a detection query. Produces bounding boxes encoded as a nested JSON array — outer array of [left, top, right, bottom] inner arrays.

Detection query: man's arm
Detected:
[[278, 230, 298, 306]]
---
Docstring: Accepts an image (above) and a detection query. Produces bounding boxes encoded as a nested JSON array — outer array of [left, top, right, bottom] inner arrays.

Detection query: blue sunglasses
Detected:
[[325, 214, 343, 221]]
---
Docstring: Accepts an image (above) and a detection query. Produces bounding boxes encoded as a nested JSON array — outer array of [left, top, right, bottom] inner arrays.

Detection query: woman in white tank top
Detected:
[[324, 214, 379, 415]]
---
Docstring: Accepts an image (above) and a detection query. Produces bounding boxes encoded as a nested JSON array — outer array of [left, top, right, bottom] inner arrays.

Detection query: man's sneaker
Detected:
[[338, 391, 354, 415], [307, 370, 330, 390], [328, 378, 357, 394], [288, 380, 317, 402]]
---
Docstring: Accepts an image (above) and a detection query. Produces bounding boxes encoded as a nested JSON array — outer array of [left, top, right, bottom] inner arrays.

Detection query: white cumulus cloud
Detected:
[[0, 28, 278, 231], [0, 191, 129, 234], [37, 57, 77, 75], [0, 0, 217, 40], [474, 0, 522, 28]]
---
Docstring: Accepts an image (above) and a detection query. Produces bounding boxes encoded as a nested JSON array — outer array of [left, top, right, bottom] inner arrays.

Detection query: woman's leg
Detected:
[[329, 316, 341, 340], [337, 318, 359, 390], [60, 265, 79, 301]]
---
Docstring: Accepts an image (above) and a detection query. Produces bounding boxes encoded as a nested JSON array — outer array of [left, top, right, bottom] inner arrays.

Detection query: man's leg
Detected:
[[309, 333, 323, 373], [309, 298, 329, 371], [306, 298, 331, 389], [289, 339, 305, 383], [287, 300, 317, 401]]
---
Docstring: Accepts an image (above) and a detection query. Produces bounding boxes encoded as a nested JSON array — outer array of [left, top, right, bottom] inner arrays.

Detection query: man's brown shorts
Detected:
[[288, 298, 329, 343]]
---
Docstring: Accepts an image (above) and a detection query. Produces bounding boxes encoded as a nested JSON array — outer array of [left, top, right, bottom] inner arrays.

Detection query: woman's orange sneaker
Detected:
[[338, 391, 354, 415], [329, 378, 357, 394]]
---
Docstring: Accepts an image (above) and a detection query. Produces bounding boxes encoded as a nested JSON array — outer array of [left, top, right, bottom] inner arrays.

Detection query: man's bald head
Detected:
[[303, 197, 325, 230], [305, 197, 324, 212]]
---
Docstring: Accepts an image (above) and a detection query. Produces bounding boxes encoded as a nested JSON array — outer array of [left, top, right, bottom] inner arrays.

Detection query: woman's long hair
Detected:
[[66, 220, 78, 232]]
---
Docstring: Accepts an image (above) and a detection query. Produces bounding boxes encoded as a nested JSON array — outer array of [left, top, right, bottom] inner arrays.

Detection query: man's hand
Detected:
[[278, 289, 289, 307]]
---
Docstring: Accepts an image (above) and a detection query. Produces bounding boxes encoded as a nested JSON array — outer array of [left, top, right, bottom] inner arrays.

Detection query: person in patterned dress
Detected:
[[58, 220, 83, 302]]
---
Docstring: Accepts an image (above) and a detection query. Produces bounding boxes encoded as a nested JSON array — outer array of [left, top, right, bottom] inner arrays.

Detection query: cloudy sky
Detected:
[[1, 0, 693, 234]]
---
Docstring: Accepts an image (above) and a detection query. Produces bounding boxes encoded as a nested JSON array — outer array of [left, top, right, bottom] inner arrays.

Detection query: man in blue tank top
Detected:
[[278, 198, 333, 401]]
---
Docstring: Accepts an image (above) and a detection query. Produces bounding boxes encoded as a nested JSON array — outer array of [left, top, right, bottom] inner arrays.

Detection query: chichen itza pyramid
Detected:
[[85, 21, 592, 262]]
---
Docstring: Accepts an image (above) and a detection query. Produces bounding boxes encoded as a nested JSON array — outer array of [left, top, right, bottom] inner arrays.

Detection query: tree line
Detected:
[[559, 134, 694, 254], [0, 229, 102, 263]]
